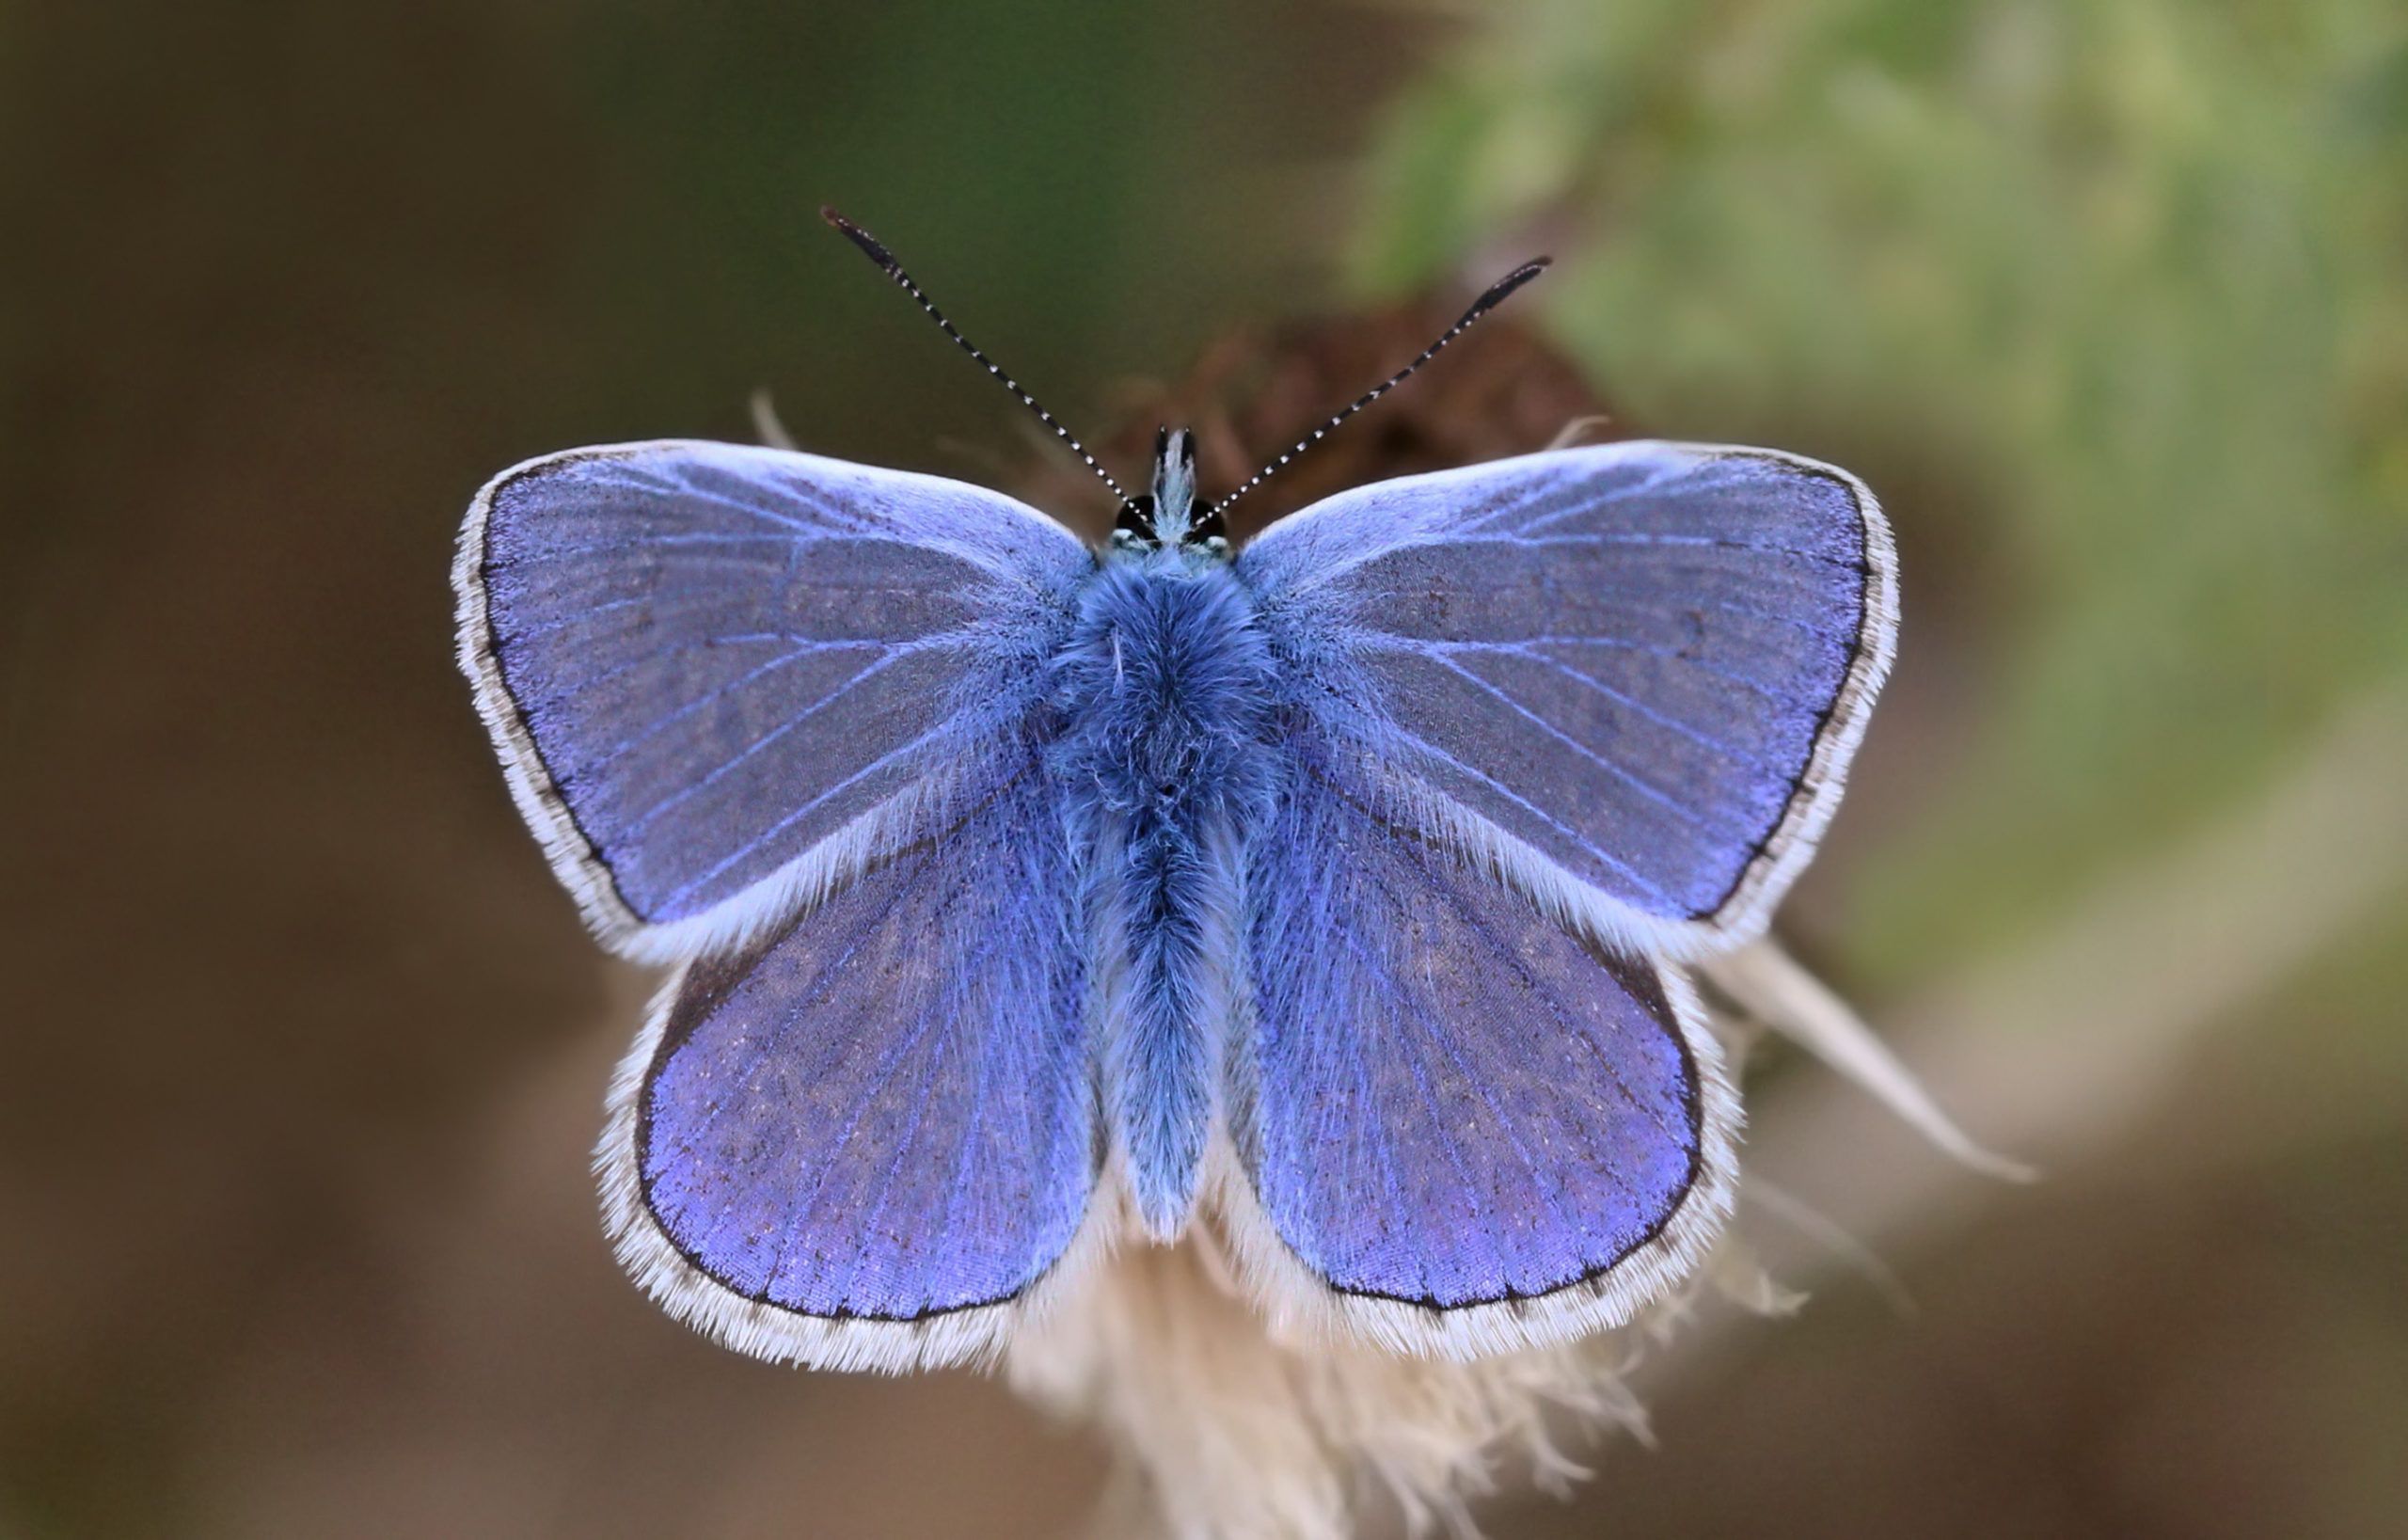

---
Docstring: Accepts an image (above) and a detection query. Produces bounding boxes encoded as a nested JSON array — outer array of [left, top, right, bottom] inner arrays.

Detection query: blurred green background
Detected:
[[5, 1, 2403, 1536]]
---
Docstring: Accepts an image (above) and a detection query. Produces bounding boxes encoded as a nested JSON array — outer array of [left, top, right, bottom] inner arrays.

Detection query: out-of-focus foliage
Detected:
[[1356, 0, 2408, 983]]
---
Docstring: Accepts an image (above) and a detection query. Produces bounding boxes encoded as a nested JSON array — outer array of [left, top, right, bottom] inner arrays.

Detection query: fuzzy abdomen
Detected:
[[1051, 553, 1277, 1239]]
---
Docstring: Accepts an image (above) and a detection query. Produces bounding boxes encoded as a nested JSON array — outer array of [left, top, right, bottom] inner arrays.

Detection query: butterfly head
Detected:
[[1110, 428, 1230, 562]]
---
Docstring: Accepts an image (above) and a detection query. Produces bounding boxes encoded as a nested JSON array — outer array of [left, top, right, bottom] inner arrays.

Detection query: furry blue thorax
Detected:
[[1050, 544, 1279, 1239]]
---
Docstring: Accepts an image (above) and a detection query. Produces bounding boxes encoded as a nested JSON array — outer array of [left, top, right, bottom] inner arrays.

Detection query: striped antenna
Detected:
[[1212, 256, 1551, 519], [821, 207, 1131, 508]]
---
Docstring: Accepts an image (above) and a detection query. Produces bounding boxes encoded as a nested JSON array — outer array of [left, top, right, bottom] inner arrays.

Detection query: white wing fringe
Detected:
[[1006, 1222, 1708, 1540], [1005, 940, 2015, 1538]]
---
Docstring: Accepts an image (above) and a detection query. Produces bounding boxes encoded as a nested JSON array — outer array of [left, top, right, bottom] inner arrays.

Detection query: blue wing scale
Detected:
[[598, 762, 1098, 1371], [1222, 725, 1738, 1357], [454, 439, 1091, 961], [457, 439, 1102, 1369], [1236, 440, 1895, 956]]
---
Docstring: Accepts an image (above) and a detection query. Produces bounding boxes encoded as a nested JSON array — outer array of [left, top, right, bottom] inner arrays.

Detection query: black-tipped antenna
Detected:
[[1212, 256, 1552, 519], [821, 206, 1130, 507]]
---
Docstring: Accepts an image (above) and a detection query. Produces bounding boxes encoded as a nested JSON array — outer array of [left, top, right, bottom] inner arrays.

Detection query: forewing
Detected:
[[1235, 440, 1893, 955], [454, 439, 1090, 960], [1224, 729, 1736, 1357], [598, 762, 1098, 1371]]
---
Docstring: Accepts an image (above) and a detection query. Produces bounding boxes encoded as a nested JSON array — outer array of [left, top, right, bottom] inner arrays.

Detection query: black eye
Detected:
[[1186, 500, 1228, 548], [1115, 495, 1159, 547]]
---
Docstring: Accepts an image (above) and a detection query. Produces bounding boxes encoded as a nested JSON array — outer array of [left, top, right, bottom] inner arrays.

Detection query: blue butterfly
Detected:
[[452, 212, 1895, 1371]]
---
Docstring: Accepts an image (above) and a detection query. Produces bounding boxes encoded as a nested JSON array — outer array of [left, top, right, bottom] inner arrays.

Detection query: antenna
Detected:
[[820, 206, 1130, 508], [1212, 256, 1551, 519]]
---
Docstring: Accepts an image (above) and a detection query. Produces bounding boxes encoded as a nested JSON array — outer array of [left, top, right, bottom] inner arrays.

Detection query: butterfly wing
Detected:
[[1234, 440, 1894, 958], [454, 439, 1089, 961], [600, 757, 1101, 1370], [1221, 720, 1737, 1357]]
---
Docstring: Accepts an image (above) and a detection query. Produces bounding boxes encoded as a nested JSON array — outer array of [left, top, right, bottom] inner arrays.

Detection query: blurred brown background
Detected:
[[6, 2, 2405, 1536]]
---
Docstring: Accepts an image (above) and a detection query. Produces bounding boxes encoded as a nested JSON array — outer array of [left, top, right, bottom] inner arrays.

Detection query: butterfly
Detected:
[[452, 211, 1895, 1371]]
